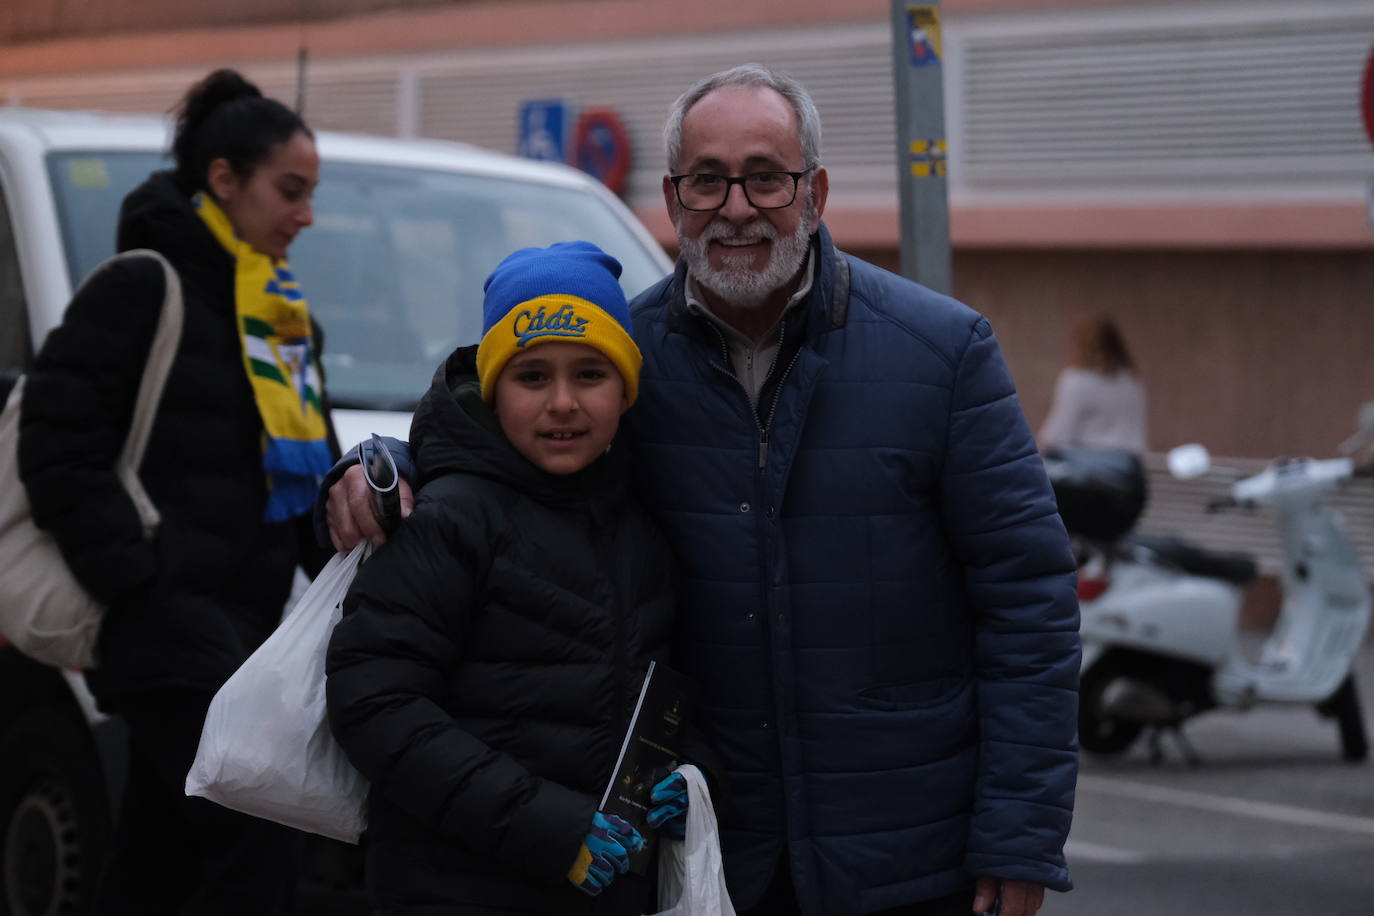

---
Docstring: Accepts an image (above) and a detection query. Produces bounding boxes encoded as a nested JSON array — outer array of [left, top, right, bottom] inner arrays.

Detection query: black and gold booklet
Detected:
[[599, 660, 698, 873]]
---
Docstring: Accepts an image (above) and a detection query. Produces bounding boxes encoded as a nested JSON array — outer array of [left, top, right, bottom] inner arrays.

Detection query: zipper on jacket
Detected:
[[755, 318, 795, 469], [698, 310, 801, 471], [758, 350, 801, 470], [704, 317, 732, 374], [592, 503, 629, 750], [584, 499, 631, 763]]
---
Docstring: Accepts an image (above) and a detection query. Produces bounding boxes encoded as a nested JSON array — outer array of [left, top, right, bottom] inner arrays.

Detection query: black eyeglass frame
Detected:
[[668, 168, 814, 211]]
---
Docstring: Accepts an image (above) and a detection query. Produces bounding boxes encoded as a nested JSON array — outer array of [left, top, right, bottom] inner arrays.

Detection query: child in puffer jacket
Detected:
[[326, 242, 698, 915]]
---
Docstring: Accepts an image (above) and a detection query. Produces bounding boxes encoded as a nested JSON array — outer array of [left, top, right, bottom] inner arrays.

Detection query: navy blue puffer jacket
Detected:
[[623, 224, 1080, 915]]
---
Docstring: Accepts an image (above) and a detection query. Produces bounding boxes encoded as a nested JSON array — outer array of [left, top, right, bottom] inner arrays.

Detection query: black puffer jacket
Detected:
[[326, 346, 678, 915], [18, 171, 330, 706]]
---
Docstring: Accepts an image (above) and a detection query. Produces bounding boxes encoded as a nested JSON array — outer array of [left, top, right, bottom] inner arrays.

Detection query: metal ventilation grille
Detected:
[[14, 82, 184, 116], [414, 24, 896, 209], [6, 6, 1374, 206], [957, 14, 1374, 190], [300, 74, 397, 137], [8, 68, 298, 121]]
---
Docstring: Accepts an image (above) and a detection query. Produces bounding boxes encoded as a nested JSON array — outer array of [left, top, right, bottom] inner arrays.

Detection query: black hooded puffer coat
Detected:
[[326, 345, 678, 915], [18, 170, 331, 707]]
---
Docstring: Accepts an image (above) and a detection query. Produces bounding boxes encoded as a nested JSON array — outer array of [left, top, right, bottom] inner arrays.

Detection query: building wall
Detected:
[[956, 249, 1374, 459], [3, 0, 1374, 459], [7, 1, 1371, 252], [839, 244, 1374, 459], [0, 0, 465, 44]]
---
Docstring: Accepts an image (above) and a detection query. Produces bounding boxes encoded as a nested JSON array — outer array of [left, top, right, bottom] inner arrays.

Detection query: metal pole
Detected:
[[890, 1, 952, 294], [396, 68, 420, 139], [295, 45, 309, 117]]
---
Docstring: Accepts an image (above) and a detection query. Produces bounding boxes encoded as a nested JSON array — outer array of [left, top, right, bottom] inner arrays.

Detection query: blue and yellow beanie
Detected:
[[475, 241, 642, 405]]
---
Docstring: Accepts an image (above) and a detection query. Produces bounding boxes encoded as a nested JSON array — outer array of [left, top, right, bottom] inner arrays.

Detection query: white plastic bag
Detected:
[[649, 764, 737, 916], [186, 542, 370, 843]]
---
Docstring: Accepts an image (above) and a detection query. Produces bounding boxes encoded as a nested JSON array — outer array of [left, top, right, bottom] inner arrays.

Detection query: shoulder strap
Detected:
[[106, 249, 184, 535]]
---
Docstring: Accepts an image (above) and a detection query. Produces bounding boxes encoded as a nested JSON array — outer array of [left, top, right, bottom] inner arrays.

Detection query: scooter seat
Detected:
[[1121, 534, 1259, 586]]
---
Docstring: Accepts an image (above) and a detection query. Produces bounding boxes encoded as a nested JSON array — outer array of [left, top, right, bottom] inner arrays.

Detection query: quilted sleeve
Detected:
[[938, 316, 1080, 892]]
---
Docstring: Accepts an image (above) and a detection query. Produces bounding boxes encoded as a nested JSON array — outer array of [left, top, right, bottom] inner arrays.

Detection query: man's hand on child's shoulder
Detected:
[[326, 463, 414, 552]]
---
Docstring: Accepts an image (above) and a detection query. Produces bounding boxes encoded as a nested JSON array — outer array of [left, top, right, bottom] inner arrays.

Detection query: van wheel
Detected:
[[1318, 675, 1368, 763], [1079, 664, 1143, 755], [0, 709, 112, 916]]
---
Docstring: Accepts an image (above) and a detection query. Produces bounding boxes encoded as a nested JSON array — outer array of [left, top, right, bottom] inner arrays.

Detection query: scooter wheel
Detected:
[[1079, 666, 1143, 755], [1318, 675, 1368, 763]]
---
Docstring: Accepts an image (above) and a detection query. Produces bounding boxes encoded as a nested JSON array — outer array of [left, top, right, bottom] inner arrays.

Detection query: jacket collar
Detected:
[[116, 170, 230, 277]]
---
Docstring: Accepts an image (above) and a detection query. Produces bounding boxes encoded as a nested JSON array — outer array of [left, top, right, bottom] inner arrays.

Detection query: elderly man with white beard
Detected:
[[322, 64, 1080, 916]]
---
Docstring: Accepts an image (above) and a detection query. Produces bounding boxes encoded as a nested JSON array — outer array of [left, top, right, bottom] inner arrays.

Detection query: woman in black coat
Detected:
[[18, 69, 332, 913]]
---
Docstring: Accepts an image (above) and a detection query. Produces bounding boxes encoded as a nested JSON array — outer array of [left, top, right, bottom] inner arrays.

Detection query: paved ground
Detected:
[[1054, 640, 1374, 916], [297, 639, 1374, 916]]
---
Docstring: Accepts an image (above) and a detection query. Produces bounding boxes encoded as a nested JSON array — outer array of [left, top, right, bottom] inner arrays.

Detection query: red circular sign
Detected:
[[1363, 43, 1374, 150], [572, 107, 632, 196]]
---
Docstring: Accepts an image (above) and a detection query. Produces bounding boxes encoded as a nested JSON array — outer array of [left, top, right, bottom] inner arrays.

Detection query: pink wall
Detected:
[[0, 0, 1185, 78], [3, 0, 888, 76], [953, 248, 1374, 459]]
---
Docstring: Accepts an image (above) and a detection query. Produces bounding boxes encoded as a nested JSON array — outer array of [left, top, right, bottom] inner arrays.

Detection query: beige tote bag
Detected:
[[0, 249, 183, 668]]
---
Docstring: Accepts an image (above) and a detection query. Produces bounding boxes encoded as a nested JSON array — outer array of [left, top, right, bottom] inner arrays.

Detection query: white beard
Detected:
[[677, 201, 814, 309]]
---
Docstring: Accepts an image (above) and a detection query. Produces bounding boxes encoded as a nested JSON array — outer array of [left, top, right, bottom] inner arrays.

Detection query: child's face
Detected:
[[493, 342, 628, 475]]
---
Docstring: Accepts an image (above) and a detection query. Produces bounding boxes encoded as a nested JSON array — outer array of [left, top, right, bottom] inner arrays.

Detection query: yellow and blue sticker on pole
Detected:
[[909, 140, 947, 178], [907, 5, 943, 68]]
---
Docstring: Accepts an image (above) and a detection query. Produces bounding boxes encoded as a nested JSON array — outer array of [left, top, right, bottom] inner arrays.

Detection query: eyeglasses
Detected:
[[359, 433, 401, 534], [669, 169, 813, 212]]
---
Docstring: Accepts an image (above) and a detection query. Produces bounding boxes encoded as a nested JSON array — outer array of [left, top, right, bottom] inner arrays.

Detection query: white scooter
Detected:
[[1070, 445, 1370, 764]]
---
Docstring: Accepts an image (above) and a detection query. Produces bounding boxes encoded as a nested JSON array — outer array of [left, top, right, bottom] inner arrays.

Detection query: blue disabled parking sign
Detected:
[[518, 99, 568, 163]]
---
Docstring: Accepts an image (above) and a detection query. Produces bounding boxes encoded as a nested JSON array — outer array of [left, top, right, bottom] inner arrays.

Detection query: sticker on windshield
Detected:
[[67, 158, 111, 189]]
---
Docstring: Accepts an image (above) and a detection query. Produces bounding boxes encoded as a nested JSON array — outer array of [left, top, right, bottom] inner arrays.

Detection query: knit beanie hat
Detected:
[[475, 241, 642, 405]]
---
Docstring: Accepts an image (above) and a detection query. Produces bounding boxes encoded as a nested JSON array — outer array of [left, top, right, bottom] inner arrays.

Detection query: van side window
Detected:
[[0, 180, 32, 398]]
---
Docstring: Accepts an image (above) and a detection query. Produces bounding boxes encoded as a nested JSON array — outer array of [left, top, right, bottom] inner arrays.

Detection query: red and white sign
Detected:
[[572, 107, 632, 196]]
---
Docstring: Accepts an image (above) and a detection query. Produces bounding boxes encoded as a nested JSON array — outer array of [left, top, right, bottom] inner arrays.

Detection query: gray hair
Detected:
[[663, 63, 822, 173]]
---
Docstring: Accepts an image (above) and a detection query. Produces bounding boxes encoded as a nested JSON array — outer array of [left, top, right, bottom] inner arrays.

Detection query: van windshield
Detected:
[[47, 151, 668, 411]]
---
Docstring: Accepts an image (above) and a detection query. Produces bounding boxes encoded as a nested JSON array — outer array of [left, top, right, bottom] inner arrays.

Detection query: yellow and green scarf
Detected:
[[195, 192, 332, 523]]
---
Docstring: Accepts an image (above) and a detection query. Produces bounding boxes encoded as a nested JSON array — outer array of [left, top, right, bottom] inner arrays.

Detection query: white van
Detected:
[[0, 107, 673, 916]]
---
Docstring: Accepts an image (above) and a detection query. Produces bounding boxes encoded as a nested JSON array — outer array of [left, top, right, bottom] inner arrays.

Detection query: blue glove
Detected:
[[567, 811, 644, 896], [647, 771, 688, 840]]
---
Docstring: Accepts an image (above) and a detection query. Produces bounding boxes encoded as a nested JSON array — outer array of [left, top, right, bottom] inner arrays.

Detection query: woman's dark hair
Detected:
[[171, 69, 312, 195], [1071, 315, 1136, 374]]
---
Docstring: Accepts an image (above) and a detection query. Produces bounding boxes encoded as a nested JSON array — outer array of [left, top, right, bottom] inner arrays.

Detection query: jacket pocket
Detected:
[[858, 673, 970, 710]]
